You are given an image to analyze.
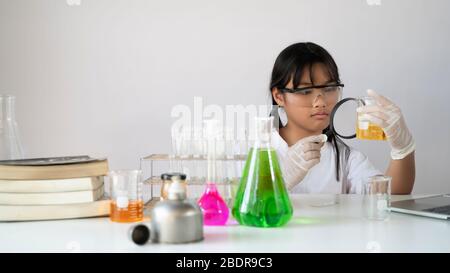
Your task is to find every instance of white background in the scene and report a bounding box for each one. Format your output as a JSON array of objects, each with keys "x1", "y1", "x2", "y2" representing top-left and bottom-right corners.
[{"x1": 1, "y1": 0, "x2": 449, "y2": 193}]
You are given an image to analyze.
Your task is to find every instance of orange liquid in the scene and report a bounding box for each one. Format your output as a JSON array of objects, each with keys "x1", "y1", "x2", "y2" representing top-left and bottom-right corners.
[
  {"x1": 356, "y1": 123, "x2": 387, "y2": 140},
  {"x1": 110, "y1": 200, "x2": 144, "y2": 223}
]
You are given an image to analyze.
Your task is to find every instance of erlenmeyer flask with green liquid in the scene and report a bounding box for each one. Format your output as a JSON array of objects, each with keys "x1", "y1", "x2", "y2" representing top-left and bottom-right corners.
[{"x1": 232, "y1": 117, "x2": 293, "y2": 227}]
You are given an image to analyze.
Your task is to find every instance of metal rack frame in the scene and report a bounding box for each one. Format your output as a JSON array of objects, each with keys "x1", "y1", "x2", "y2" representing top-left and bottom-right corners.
[{"x1": 140, "y1": 154, "x2": 246, "y2": 208}]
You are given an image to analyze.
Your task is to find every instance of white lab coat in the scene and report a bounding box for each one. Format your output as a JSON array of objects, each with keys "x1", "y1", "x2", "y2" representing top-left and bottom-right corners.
[{"x1": 272, "y1": 129, "x2": 382, "y2": 194}]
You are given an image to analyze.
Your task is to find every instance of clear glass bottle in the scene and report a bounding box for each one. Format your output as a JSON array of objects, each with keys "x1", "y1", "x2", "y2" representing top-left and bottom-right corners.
[
  {"x1": 232, "y1": 117, "x2": 293, "y2": 227},
  {"x1": 0, "y1": 95, "x2": 24, "y2": 160},
  {"x1": 197, "y1": 119, "x2": 229, "y2": 226}
]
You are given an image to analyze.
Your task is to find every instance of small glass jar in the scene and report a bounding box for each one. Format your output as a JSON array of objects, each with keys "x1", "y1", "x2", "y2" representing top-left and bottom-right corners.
[
  {"x1": 363, "y1": 175, "x2": 391, "y2": 221},
  {"x1": 160, "y1": 172, "x2": 187, "y2": 201}
]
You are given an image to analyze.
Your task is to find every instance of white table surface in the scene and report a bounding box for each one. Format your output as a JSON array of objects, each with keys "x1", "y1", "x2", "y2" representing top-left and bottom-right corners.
[{"x1": 1, "y1": 194, "x2": 449, "y2": 253}]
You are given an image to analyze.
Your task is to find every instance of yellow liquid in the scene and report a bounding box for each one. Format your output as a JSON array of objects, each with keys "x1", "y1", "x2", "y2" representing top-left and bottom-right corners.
[
  {"x1": 110, "y1": 200, "x2": 144, "y2": 223},
  {"x1": 356, "y1": 123, "x2": 387, "y2": 140}
]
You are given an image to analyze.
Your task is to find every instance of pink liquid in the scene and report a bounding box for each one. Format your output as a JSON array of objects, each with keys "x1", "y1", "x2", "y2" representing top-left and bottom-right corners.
[{"x1": 197, "y1": 182, "x2": 229, "y2": 226}]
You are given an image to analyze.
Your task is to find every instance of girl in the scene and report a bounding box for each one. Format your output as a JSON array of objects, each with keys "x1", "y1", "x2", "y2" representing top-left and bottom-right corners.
[{"x1": 270, "y1": 42, "x2": 415, "y2": 194}]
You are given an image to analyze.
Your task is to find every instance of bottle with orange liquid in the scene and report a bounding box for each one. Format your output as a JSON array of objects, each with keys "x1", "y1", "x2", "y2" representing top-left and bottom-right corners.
[
  {"x1": 356, "y1": 96, "x2": 387, "y2": 141},
  {"x1": 109, "y1": 170, "x2": 144, "y2": 223}
]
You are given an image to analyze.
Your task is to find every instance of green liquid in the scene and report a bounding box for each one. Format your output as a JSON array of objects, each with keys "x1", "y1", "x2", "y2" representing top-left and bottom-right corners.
[{"x1": 232, "y1": 148, "x2": 293, "y2": 227}]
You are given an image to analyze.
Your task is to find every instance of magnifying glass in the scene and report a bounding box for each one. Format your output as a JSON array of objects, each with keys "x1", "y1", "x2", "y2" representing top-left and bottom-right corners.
[{"x1": 328, "y1": 97, "x2": 387, "y2": 141}]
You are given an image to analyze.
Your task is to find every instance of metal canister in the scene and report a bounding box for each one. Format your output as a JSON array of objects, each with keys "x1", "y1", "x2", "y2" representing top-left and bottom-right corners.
[{"x1": 151, "y1": 174, "x2": 203, "y2": 244}]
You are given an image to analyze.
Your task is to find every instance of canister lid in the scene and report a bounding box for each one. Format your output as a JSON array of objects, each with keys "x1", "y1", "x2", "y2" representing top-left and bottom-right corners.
[
  {"x1": 160, "y1": 172, "x2": 187, "y2": 181},
  {"x1": 129, "y1": 224, "x2": 151, "y2": 245}
]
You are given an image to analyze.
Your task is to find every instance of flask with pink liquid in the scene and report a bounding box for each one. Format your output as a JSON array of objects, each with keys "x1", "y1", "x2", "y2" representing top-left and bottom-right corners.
[{"x1": 197, "y1": 120, "x2": 229, "y2": 226}]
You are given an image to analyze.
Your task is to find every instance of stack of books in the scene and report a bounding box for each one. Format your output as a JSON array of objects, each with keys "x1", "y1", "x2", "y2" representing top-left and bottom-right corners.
[{"x1": 0, "y1": 155, "x2": 110, "y2": 221}]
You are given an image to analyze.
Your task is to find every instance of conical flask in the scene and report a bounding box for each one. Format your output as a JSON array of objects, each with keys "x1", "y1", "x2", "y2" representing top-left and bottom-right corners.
[
  {"x1": 197, "y1": 119, "x2": 229, "y2": 226},
  {"x1": 0, "y1": 95, "x2": 24, "y2": 160},
  {"x1": 232, "y1": 117, "x2": 292, "y2": 227}
]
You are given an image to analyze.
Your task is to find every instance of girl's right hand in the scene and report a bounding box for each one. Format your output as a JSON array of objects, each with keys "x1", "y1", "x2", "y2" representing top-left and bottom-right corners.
[{"x1": 282, "y1": 134, "x2": 327, "y2": 191}]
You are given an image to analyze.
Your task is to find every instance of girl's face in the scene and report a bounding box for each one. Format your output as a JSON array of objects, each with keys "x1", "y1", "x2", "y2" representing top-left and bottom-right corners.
[{"x1": 272, "y1": 63, "x2": 340, "y2": 134}]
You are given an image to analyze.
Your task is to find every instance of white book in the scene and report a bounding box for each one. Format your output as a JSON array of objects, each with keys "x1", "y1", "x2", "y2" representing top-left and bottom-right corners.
[
  {"x1": 0, "y1": 199, "x2": 111, "y2": 222},
  {"x1": 0, "y1": 185, "x2": 104, "y2": 205},
  {"x1": 0, "y1": 176, "x2": 104, "y2": 193}
]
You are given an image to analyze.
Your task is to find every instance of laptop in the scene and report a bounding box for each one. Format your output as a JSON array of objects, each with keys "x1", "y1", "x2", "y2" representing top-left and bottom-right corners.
[{"x1": 389, "y1": 194, "x2": 450, "y2": 219}]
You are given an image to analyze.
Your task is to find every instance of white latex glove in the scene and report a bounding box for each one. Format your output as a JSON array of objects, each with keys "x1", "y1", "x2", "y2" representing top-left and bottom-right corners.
[
  {"x1": 282, "y1": 134, "x2": 328, "y2": 191},
  {"x1": 357, "y1": 89, "x2": 415, "y2": 160}
]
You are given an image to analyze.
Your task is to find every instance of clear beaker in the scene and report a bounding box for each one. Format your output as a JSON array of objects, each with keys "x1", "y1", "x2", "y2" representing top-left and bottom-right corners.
[
  {"x1": 363, "y1": 175, "x2": 391, "y2": 221},
  {"x1": 109, "y1": 170, "x2": 144, "y2": 223},
  {"x1": 0, "y1": 95, "x2": 24, "y2": 160},
  {"x1": 356, "y1": 97, "x2": 387, "y2": 140}
]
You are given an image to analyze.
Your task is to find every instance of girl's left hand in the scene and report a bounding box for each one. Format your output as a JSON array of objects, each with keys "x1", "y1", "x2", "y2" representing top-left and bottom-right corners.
[{"x1": 356, "y1": 89, "x2": 415, "y2": 160}]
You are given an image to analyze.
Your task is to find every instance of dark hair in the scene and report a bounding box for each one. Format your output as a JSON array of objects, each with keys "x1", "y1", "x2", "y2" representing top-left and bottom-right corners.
[{"x1": 269, "y1": 42, "x2": 350, "y2": 182}]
